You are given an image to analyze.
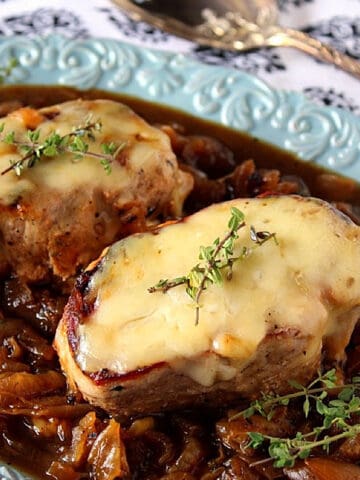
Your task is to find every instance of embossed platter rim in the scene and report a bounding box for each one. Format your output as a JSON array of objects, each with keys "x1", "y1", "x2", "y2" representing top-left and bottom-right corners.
[
  {"x1": 0, "y1": 33, "x2": 360, "y2": 180},
  {"x1": 0, "y1": 33, "x2": 360, "y2": 480}
]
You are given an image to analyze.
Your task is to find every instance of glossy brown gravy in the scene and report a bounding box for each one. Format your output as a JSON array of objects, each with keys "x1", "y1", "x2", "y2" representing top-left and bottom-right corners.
[
  {"x1": 1, "y1": 85, "x2": 360, "y2": 480},
  {"x1": 1, "y1": 85, "x2": 360, "y2": 205}
]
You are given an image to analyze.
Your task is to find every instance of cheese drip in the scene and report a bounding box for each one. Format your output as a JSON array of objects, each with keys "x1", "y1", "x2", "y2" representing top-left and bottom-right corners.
[{"x1": 76, "y1": 197, "x2": 360, "y2": 385}]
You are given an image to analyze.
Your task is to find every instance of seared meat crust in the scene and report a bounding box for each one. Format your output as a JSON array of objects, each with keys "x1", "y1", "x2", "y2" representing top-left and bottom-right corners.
[
  {"x1": 0, "y1": 99, "x2": 192, "y2": 284},
  {"x1": 56, "y1": 315, "x2": 317, "y2": 420},
  {"x1": 55, "y1": 196, "x2": 360, "y2": 418}
]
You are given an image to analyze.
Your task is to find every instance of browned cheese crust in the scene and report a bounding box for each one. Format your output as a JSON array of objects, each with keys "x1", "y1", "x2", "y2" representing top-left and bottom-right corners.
[
  {"x1": 55, "y1": 196, "x2": 360, "y2": 419},
  {"x1": 0, "y1": 99, "x2": 192, "y2": 284}
]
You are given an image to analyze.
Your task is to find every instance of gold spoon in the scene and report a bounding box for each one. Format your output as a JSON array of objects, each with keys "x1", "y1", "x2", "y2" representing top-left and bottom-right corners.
[{"x1": 112, "y1": 0, "x2": 360, "y2": 79}]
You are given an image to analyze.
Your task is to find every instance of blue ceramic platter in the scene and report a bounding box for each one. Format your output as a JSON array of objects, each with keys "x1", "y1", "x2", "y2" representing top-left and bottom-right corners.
[
  {"x1": 0, "y1": 34, "x2": 360, "y2": 181},
  {"x1": 0, "y1": 34, "x2": 360, "y2": 480}
]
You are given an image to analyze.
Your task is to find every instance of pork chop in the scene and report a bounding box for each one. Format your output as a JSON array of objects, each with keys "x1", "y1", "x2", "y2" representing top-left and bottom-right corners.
[
  {"x1": 54, "y1": 196, "x2": 360, "y2": 418},
  {"x1": 0, "y1": 99, "x2": 192, "y2": 284}
]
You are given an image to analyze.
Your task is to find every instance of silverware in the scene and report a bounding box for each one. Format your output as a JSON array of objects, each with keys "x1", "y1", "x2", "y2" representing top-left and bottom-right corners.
[{"x1": 112, "y1": 0, "x2": 360, "y2": 80}]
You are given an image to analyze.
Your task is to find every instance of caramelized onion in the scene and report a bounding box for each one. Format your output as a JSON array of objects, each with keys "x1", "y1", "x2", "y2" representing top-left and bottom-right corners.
[
  {"x1": 46, "y1": 462, "x2": 82, "y2": 480},
  {"x1": 285, "y1": 458, "x2": 360, "y2": 480},
  {"x1": 0, "y1": 371, "x2": 65, "y2": 398},
  {"x1": 306, "y1": 457, "x2": 360, "y2": 480},
  {"x1": 144, "y1": 430, "x2": 176, "y2": 466},
  {"x1": 61, "y1": 411, "x2": 98, "y2": 468},
  {"x1": 48, "y1": 414, "x2": 129, "y2": 480},
  {"x1": 0, "y1": 394, "x2": 92, "y2": 417},
  {"x1": 0, "y1": 318, "x2": 56, "y2": 364},
  {"x1": 222, "y1": 455, "x2": 263, "y2": 480},
  {"x1": 216, "y1": 408, "x2": 295, "y2": 455},
  {"x1": 127, "y1": 416, "x2": 155, "y2": 436},
  {"x1": 159, "y1": 473, "x2": 196, "y2": 480},
  {"x1": 168, "y1": 436, "x2": 206, "y2": 475},
  {"x1": 87, "y1": 419, "x2": 129, "y2": 480},
  {"x1": 1, "y1": 279, "x2": 66, "y2": 337},
  {"x1": 1, "y1": 90, "x2": 360, "y2": 479},
  {"x1": 180, "y1": 135, "x2": 236, "y2": 178}
]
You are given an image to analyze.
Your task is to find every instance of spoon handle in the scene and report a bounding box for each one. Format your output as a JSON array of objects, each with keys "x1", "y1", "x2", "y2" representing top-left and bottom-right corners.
[{"x1": 269, "y1": 27, "x2": 360, "y2": 79}]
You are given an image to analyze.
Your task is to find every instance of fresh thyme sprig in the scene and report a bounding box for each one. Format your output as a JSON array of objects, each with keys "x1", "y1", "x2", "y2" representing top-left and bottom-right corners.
[
  {"x1": 232, "y1": 369, "x2": 341, "y2": 421},
  {"x1": 232, "y1": 369, "x2": 360, "y2": 468},
  {"x1": 248, "y1": 424, "x2": 360, "y2": 469},
  {"x1": 148, "y1": 207, "x2": 277, "y2": 325},
  {"x1": 0, "y1": 117, "x2": 126, "y2": 176},
  {"x1": 0, "y1": 57, "x2": 18, "y2": 84}
]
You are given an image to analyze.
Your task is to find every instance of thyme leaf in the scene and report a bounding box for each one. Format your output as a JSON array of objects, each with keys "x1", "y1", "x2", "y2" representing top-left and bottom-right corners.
[
  {"x1": 232, "y1": 369, "x2": 339, "y2": 421},
  {"x1": 231, "y1": 370, "x2": 360, "y2": 468},
  {"x1": 148, "y1": 207, "x2": 277, "y2": 325},
  {"x1": 0, "y1": 116, "x2": 126, "y2": 176}
]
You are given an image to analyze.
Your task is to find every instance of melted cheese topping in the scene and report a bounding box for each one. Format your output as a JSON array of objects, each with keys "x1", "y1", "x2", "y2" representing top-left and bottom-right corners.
[
  {"x1": 76, "y1": 197, "x2": 360, "y2": 385},
  {"x1": 0, "y1": 99, "x2": 177, "y2": 207}
]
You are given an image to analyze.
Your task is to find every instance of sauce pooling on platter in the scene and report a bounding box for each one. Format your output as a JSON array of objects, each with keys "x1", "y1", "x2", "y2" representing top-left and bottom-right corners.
[{"x1": 0, "y1": 86, "x2": 360, "y2": 480}]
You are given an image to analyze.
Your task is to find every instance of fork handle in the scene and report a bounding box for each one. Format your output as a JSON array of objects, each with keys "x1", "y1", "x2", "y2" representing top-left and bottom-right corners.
[{"x1": 268, "y1": 27, "x2": 360, "y2": 80}]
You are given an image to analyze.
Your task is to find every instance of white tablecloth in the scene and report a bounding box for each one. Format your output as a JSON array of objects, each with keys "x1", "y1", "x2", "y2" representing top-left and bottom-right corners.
[{"x1": 1, "y1": 0, "x2": 360, "y2": 114}]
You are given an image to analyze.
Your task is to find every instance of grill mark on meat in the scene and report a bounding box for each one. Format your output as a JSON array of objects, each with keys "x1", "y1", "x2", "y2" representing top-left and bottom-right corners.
[
  {"x1": 64, "y1": 293, "x2": 82, "y2": 353},
  {"x1": 66, "y1": 263, "x2": 104, "y2": 351},
  {"x1": 75, "y1": 263, "x2": 103, "y2": 314},
  {"x1": 88, "y1": 362, "x2": 167, "y2": 386}
]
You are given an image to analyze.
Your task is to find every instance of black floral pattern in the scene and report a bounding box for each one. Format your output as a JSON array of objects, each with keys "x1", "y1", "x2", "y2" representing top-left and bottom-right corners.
[
  {"x1": 192, "y1": 46, "x2": 286, "y2": 75},
  {"x1": 278, "y1": 0, "x2": 314, "y2": 11},
  {"x1": 0, "y1": 8, "x2": 88, "y2": 38},
  {"x1": 98, "y1": 7, "x2": 170, "y2": 43},
  {"x1": 0, "y1": 0, "x2": 358, "y2": 118},
  {"x1": 304, "y1": 16, "x2": 360, "y2": 59},
  {"x1": 303, "y1": 86, "x2": 360, "y2": 113}
]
